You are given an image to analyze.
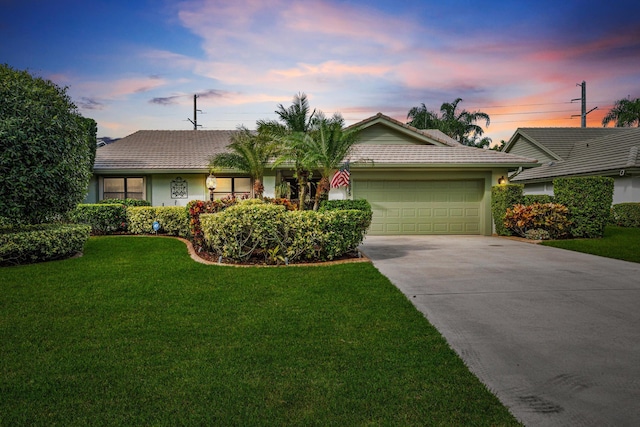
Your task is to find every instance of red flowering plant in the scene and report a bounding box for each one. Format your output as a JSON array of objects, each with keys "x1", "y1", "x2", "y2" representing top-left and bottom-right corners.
[{"x1": 187, "y1": 196, "x2": 239, "y2": 250}]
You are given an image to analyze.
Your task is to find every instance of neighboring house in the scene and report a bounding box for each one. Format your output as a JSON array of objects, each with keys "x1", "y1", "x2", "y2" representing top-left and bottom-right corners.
[
  {"x1": 502, "y1": 128, "x2": 640, "y2": 204},
  {"x1": 88, "y1": 113, "x2": 538, "y2": 235}
]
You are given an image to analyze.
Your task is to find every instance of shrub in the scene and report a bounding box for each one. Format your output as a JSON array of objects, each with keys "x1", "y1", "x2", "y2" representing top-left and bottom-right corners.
[
  {"x1": 187, "y1": 197, "x2": 239, "y2": 248},
  {"x1": 554, "y1": 176, "x2": 614, "y2": 238},
  {"x1": 611, "y1": 203, "x2": 640, "y2": 228},
  {"x1": 69, "y1": 204, "x2": 127, "y2": 234},
  {"x1": 0, "y1": 65, "x2": 95, "y2": 225},
  {"x1": 200, "y1": 201, "x2": 372, "y2": 263},
  {"x1": 523, "y1": 194, "x2": 554, "y2": 205},
  {"x1": 262, "y1": 197, "x2": 298, "y2": 211},
  {"x1": 201, "y1": 203, "x2": 288, "y2": 262},
  {"x1": 504, "y1": 203, "x2": 571, "y2": 239},
  {"x1": 319, "y1": 199, "x2": 372, "y2": 215},
  {"x1": 525, "y1": 229, "x2": 551, "y2": 240},
  {"x1": 491, "y1": 184, "x2": 524, "y2": 236},
  {"x1": 0, "y1": 223, "x2": 90, "y2": 266},
  {"x1": 98, "y1": 198, "x2": 150, "y2": 207},
  {"x1": 127, "y1": 206, "x2": 189, "y2": 237}
]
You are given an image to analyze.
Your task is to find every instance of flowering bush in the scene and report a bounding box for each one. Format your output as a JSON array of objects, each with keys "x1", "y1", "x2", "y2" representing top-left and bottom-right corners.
[{"x1": 504, "y1": 203, "x2": 571, "y2": 239}]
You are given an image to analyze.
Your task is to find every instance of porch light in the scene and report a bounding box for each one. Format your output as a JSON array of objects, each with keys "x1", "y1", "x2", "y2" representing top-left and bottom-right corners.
[
  {"x1": 206, "y1": 173, "x2": 217, "y2": 201},
  {"x1": 498, "y1": 176, "x2": 506, "y2": 185}
]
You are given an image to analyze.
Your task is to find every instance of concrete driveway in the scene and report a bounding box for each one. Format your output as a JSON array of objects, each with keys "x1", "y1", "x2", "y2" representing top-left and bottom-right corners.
[{"x1": 360, "y1": 235, "x2": 640, "y2": 427}]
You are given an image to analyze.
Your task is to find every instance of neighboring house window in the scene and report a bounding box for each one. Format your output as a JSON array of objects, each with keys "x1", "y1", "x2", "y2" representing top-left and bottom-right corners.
[
  {"x1": 213, "y1": 177, "x2": 251, "y2": 199},
  {"x1": 103, "y1": 177, "x2": 144, "y2": 200}
]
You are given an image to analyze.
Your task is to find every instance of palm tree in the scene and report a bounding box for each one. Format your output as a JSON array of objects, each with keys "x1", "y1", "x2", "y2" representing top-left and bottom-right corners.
[
  {"x1": 295, "y1": 114, "x2": 360, "y2": 210},
  {"x1": 257, "y1": 92, "x2": 317, "y2": 210},
  {"x1": 209, "y1": 126, "x2": 278, "y2": 198},
  {"x1": 407, "y1": 98, "x2": 490, "y2": 146},
  {"x1": 602, "y1": 97, "x2": 640, "y2": 127}
]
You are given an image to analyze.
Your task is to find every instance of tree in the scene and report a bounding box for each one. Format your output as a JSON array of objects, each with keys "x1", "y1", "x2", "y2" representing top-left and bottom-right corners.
[
  {"x1": 407, "y1": 98, "x2": 490, "y2": 146},
  {"x1": 257, "y1": 92, "x2": 317, "y2": 210},
  {"x1": 294, "y1": 114, "x2": 360, "y2": 210},
  {"x1": 602, "y1": 97, "x2": 640, "y2": 127},
  {"x1": 209, "y1": 126, "x2": 278, "y2": 198},
  {"x1": 0, "y1": 64, "x2": 96, "y2": 225}
]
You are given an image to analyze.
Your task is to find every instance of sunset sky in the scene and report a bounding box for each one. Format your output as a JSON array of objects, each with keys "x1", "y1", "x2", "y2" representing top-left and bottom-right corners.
[{"x1": 2, "y1": 0, "x2": 639, "y2": 144}]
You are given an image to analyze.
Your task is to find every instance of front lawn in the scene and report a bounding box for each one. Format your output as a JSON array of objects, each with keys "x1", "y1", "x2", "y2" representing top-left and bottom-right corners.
[
  {"x1": 541, "y1": 226, "x2": 640, "y2": 263},
  {"x1": 0, "y1": 236, "x2": 519, "y2": 426}
]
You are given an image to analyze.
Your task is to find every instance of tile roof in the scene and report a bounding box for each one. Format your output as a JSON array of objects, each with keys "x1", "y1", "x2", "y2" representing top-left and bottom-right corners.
[
  {"x1": 349, "y1": 144, "x2": 539, "y2": 167},
  {"x1": 94, "y1": 130, "x2": 237, "y2": 171},
  {"x1": 507, "y1": 128, "x2": 640, "y2": 182}
]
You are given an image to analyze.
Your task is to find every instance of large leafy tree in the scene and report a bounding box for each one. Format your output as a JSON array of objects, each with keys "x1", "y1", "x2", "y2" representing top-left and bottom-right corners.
[
  {"x1": 209, "y1": 126, "x2": 278, "y2": 198},
  {"x1": 295, "y1": 114, "x2": 360, "y2": 210},
  {"x1": 257, "y1": 92, "x2": 317, "y2": 210},
  {"x1": 407, "y1": 98, "x2": 490, "y2": 147},
  {"x1": 602, "y1": 97, "x2": 640, "y2": 127},
  {"x1": 0, "y1": 64, "x2": 96, "y2": 225}
]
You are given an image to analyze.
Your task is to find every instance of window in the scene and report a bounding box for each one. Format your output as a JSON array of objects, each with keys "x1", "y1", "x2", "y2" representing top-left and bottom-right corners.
[
  {"x1": 103, "y1": 177, "x2": 144, "y2": 200},
  {"x1": 213, "y1": 177, "x2": 252, "y2": 199}
]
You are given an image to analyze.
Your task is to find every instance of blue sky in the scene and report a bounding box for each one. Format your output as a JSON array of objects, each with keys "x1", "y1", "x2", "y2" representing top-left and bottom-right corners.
[{"x1": 2, "y1": 0, "x2": 639, "y2": 143}]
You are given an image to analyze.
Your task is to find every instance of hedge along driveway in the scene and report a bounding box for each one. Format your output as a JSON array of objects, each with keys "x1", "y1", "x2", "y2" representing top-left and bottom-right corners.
[{"x1": 0, "y1": 236, "x2": 518, "y2": 426}]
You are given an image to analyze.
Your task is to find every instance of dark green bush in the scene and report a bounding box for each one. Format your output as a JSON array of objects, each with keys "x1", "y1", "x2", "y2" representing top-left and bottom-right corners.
[
  {"x1": 611, "y1": 203, "x2": 640, "y2": 228},
  {"x1": 99, "y1": 198, "x2": 151, "y2": 207},
  {"x1": 0, "y1": 224, "x2": 90, "y2": 266},
  {"x1": 523, "y1": 194, "x2": 554, "y2": 205},
  {"x1": 127, "y1": 206, "x2": 190, "y2": 237},
  {"x1": 319, "y1": 199, "x2": 372, "y2": 215},
  {"x1": 491, "y1": 184, "x2": 524, "y2": 236},
  {"x1": 69, "y1": 204, "x2": 127, "y2": 234},
  {"x1": 554, "y1": 176, "x2": 614, "y2": 238}
]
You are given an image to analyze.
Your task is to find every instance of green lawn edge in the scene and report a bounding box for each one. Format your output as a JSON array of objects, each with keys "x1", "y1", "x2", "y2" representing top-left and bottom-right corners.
[{"x1": 541, "y1": 226, "x2": 640, "y2": 263}]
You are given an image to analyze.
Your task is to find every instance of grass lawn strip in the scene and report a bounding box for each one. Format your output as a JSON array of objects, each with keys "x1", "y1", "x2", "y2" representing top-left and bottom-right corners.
[
  {"x1": 0, "y1": 236, "x2": 520, "y2": 426},
  {"x1": 541, "y1": 226, "x2": 640, "y2": 263}
]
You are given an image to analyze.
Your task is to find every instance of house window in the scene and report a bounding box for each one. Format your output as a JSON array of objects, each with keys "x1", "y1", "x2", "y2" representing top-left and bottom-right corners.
[
  {"x1": 103, "y1": 177, "x2": 144, "y2": 200},
  {"x1": 213, "y1": 177, "x2": 252, "y2": 199}
]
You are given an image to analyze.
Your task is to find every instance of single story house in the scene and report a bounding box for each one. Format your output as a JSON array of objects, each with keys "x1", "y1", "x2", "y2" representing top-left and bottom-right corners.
[
  {"x1": 88, "y1": 113, "x2": 538, "y2": 235},
  {"x1": 502, "y1": 127, "x2": 640, "y2": 204}
]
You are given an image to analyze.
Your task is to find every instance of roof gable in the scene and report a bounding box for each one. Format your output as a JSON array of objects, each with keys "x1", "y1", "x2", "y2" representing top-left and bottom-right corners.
[{"x1": 349, "y1": 112, "x2": 461, "y2": 147}]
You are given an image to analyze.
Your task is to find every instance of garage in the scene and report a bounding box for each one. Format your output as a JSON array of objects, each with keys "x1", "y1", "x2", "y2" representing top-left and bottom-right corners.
[{"x1": 353, "y1": 179, "x2": 484, "y2": 235}]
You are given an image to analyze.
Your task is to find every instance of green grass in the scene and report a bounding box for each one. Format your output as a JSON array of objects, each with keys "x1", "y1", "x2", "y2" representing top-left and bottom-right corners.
[
  {"x1": 542, "y1": 226, "x2": 640, "y2": 263},
  {"x1": 0, "y1": 236, "x2": 519, "y2": 426}
]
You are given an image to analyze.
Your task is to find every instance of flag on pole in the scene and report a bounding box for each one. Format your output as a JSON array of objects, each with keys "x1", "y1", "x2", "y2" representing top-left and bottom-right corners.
[{"x1": 330, "y1": 162, "x2": 350, "y2": 188}]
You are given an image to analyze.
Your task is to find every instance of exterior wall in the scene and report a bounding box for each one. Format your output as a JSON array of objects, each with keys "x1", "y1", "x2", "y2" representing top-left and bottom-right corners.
[
  {"x1": 357, "y1": 124, "x2": 428, "y2": 145},
  {"x1": 151, "y1": 174, "x2": 207, "y2": 207},
  {"x1": 507, "y1": 137, "x2": 555, "y2": 163},
  {"x1": 522, "y1": 182, "x2": 554, "y2": 196},
  {"x1": 83, "y1": 176, "x2": 99, "y2": 204}
]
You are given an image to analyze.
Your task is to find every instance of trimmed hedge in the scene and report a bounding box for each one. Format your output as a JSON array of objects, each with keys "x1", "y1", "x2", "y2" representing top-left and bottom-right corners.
[
  {"x1": 523, "y1": 194, "x2": 554, "y2": 205},
  {"x1": 127, "y1": 206, "x2": 190, "y2": 237},
  {"x1": 319, "y1": 199, "x2": 372, "y2": 214},
  {"x1": 554, "y1": 176, "x2": 614, "y2": 238},
  {"x1": 0, "y1": 224, "x2": 91, "y2": 266},
  {"x1": 98, "y1": 198, "x2": 151, "y2": 207},
  {"x1": 69, "y1": 203, "x2": 127, "y2": 234},
  {"x1": 201, "y1": 200, "x2": 372, "y2": 263},
  {"x1": 491, "y1": 184, "x2": 524, "y2": 236},
  {"x1": 611, "y1": 203, "x2": 640, "y2": 228}
]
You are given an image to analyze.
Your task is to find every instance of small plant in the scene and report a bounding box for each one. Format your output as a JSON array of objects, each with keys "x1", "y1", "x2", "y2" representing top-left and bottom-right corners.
[
  {"x1": 525, "y1": 228, "x2": 551, "y2": 240},
  {"x1": 504, "y1": 203, "x2": 571, "y2": 239},
  {"x1": 266, "y1": 245, "x2": 286, "y2": 265}
]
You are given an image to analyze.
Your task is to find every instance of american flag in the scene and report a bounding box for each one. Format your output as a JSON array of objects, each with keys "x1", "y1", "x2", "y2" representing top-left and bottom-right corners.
[{"x1": 330, "y1": 162, "x2": 350, "y2": 188}]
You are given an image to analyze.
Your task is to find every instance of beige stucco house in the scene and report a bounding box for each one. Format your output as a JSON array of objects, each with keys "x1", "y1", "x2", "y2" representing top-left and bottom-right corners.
[
  {"x1": 502, "y1": 127, "x2": 640, "y2": 204},
  {"x1": 88, "y1": 113, "x2": 538, "y2": 235}
]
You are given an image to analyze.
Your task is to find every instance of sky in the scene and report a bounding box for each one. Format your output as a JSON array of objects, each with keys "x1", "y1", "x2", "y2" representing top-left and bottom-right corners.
[{"x1": 2, "y1": 0, "x2": 640, "y2": 145}]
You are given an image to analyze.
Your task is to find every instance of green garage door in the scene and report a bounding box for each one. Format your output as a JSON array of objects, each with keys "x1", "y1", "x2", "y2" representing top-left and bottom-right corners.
[{"x1": 353, "y1": 180, "x2": 484, "y2": 235}]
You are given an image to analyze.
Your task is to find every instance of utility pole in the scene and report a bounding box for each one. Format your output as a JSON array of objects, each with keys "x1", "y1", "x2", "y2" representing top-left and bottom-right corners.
[
  {"x1": 571, "y1": 81, "x2": 597, "y2": 127},
  {"x1": 187, "y1": 94, "x2": 203, "y2": 130}
]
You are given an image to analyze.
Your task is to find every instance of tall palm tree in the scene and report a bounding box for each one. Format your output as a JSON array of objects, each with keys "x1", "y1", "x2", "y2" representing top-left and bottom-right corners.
[
  {"x1": 295, "y1": 114, "x2": 360, "y2": 210},
  {"x1": 407, "y1": 98, "x2": 490, "y2": 146},
  {"x1": 257, "y1": 92, "x2": 317, "y2": 210},
  {"x1": 602, "y1": 97, "x2": 640, "y2": 127},
  {"x1": 209, "y1": 126, "x2": 278, "y2": 198}
]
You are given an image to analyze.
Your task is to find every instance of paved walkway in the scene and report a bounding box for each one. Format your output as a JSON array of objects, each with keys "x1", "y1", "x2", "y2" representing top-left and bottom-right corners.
[{"x1": 360, "y1": 235, "x2": 640, "y2": 427}]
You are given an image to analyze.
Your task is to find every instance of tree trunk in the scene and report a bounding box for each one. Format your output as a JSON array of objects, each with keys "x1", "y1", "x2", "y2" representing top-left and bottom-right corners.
[
  {"x1": 313, "y1": 176, "x2": 330, "y2": 211},
  {"x1": 253, "y1": 178, "x2": 264, "y2": 199},
  {"x1": 298, "y1": 169, "x2": 308, "y2": 211}
]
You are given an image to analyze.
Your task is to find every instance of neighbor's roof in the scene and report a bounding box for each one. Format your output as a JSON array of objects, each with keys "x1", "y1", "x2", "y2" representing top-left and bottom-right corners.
[
  {"x1": 349, "y1": 144, "x2": 539, "y2": 168},
  {"x1": 94, "y1": 130, "x2": 237, "y2": 172},
  {"x1": 505, "y1": 127, "x2": 640, "y2": 182}
]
